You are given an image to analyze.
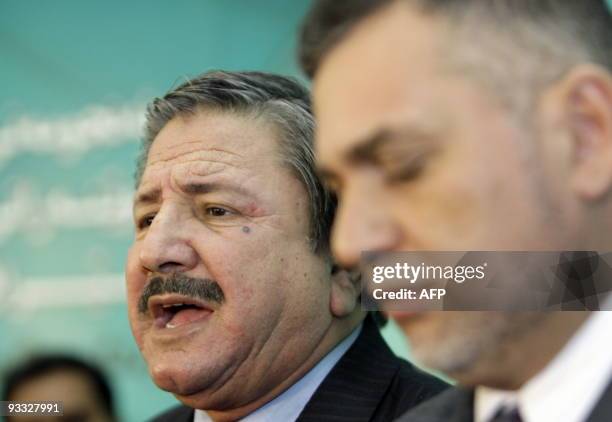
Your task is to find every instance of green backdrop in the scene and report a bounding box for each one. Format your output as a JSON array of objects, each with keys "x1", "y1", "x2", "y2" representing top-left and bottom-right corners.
[{"x1": 0, "y1": 2, "x2": 412, "y2": 420}]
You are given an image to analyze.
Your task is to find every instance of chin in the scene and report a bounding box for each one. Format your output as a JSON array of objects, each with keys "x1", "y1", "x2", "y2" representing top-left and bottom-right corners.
[
  {"x1": 150, "y1": 362, "x2": 188, "y2": 393},
  {"x1": 172, "y1": 389, "x2": 226, "y2": 412},
  {"x1": 170, "y1": 374, "x2": 245, "y2": 413},
  {"x1": 146, "y1": 355, "x2": 209, "y2": 396},
  {"x1": 401, "y1": 313, "x2": 491, "y2": 377},
  {"x1": 411, "y1": 340, "x2": 482, "y2": 380}
]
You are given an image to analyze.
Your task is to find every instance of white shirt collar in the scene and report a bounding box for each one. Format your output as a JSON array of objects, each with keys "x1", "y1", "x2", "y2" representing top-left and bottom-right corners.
[
  {"x1": 476, "y1": 299, "x2": 612, "y2": 422},
  {"x1": 194, "y1": 324, "x2": 362, "y2": 422}
]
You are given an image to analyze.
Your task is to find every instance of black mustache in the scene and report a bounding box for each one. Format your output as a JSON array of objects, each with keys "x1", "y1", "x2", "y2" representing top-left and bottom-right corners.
[{"x1": 138, "y1": 273, "x2": 225, "y2": 314}]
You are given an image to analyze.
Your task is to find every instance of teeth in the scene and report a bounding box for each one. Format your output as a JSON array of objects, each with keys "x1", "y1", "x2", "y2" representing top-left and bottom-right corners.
[
  {"x1": 162, "y1": 303, "x2": 184, "y2": 308},
  {"x1": 166, "y1": 322, "x2": 177, "y2": 329}
]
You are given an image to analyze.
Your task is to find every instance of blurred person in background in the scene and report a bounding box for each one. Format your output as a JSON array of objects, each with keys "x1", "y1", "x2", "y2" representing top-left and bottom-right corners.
[
  {"x1": 300, "y1": 0, "x2": 612, "y2": 421},
  {"x1": 126, "y1": 70, "x2": 447, "y2": 422},
  {"x1": 2, "y1": 354, "x2": 117, "y2": 422}
]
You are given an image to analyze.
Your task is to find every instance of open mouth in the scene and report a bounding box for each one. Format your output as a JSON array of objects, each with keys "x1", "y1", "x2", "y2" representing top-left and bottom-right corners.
[{"x1": 148, "y1": 295, "x2": 213, "y2": 329}]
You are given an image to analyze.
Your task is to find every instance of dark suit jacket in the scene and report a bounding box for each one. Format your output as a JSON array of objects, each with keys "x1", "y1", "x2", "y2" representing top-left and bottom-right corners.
[
  {"x1": 396, "y1": 380, "x2": 612, "y2": 422},
  {"x1": 150, "y1": 316, "x2": 448, "y2": 422}
]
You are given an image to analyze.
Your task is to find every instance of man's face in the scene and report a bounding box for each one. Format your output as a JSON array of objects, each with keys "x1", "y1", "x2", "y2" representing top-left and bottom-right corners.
[
  {"x1": 313, "y1": 3, "x2": 570, "y2": 380},
  {"x1": 126, "y1": 110, "x2": 333, "y2": 409}
]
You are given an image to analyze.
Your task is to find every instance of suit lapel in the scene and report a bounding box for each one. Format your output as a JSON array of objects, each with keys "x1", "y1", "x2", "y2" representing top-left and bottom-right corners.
[{"x1": 296, "y1": 316, "x2": 400, "y2": 422}]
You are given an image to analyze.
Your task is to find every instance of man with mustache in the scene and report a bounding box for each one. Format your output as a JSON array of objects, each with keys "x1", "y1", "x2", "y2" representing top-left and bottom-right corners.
[
  {"x1": 126, "y1": 71, "x2": 447, "y2": 422},
  {"x1": 299, "y1": 0, "x2": 612, "y2": 421}
]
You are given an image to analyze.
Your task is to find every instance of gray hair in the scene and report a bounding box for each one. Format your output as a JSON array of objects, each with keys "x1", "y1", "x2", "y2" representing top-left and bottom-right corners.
[
  {"x1": 300, "y1": 0, "x2": 612, "y2": 115},
  {"x1": 136, "y1": 70, "x2": 336, "y2": 255}
]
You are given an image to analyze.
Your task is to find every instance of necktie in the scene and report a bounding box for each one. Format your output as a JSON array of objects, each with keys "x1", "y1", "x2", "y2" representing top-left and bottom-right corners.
[{"x1": 489, "y1": 407, "x2": 523, "y2": 422}]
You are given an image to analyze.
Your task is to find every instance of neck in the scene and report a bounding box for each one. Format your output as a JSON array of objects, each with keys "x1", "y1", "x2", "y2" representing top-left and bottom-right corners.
[{"x1": 205, "y1": 311, "x2": 365, "y2": 422}]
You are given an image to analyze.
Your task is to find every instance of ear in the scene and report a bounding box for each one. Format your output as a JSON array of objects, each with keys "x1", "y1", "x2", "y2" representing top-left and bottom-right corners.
[
  {"x1": 329, "y1": 265, "x2": 361, "y2": 318},
  {"x1": 561, "y1": 65, "x2": 612, "y2": 201}
]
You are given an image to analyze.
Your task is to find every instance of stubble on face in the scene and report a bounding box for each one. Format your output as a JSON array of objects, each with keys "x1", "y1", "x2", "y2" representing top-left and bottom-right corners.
[
  {"x1": 402, "y1": 312, "x2": 546, "y2": 385},
  {"x1": 313, "y1": 0, "x2": 581, "y2": 387}
]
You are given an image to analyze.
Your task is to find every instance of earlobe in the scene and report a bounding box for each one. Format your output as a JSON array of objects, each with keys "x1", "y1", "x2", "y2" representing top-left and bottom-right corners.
[
  {"x1": 329, "y1": 268, "x2": 361, "y2": 318},
  {"x1": 564, "y1": 65, "x2": 612, "y2": 201}
]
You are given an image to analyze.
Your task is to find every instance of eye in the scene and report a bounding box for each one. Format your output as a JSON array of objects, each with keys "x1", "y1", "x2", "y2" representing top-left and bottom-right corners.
[
  {"x1": 205, "y1": 206, "x2": 232, "y2": 217},
  {"x1": 137, "y1": 214, "x2": 156, "y2": 229},
  {"x1": 374, "y1": 138, "x2": 434, "y2": 184},
  {"x1": 380, "y1": 150, "x2": 430, "y2": 184},
  {"x1": 386, "y1": 162, "x2": 426, "y2": 183}
]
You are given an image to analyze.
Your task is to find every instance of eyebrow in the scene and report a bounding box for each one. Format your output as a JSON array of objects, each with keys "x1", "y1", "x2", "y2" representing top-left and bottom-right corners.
[
  {"x1": 316, "y1": 131, "x2": 391, "y2": 185},
  {"x1": 135, "y1": 188, "x2": 161, "y2": 206},
  {"x1": 349, "y1": 125, "x2": 443, "y2": 164},
  {"x1": 317, "y1": 125, "x2": 443, "y2": 184},
  {"x1": 134, "y1": 182, "x2": 252, "y2": 207},
  {"x1": 348, "y1": 129, "x2": 395, "y2": 165}
]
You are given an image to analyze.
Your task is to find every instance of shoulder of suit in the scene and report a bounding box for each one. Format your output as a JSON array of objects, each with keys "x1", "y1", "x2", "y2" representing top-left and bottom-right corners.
[
  {"x1": 395, "y1": 386, "x2": 473, "y2": 422},
  {"x1": 394, "y1": 360, "x2": 451, "y2": 401}
]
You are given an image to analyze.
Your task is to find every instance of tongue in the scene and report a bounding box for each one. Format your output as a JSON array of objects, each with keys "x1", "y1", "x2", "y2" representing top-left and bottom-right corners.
[{"x1": 169, "y1": 307, "x2": 210, "y2": 327}]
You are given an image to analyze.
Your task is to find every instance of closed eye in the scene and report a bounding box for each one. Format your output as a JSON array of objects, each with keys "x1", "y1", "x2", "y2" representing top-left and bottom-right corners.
[{"x1": 385, "y1": 158, "x2": 427, "y2": 183}]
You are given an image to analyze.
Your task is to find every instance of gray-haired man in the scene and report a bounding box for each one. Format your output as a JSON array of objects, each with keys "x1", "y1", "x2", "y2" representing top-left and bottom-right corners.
[
  {"x1": 126, "y1": 71, "x2": 447, "y2": 422},
  {"x1": 300, "y1": 1, "x2": 612, "y2": 421}
]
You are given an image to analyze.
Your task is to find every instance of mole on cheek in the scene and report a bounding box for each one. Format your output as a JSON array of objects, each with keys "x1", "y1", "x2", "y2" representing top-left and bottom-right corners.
[{"x1": 242, "y1": 226, "x2": 251, "y2": 234}]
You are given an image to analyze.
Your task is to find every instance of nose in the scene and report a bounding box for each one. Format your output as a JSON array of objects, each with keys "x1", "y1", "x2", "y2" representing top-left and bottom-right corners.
[
  {"x1": 332, "y1": 185, "x2": 403, "y2": 269},
  {"x1": 138, "y1": 205, "x2": 199, "y2": 274}
]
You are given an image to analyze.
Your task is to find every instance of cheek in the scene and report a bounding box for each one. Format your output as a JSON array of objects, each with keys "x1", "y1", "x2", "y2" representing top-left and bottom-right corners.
[
  {"x1": 125, "y1": 245, "x2": 145, "y2": 301},
  {"x1": 202, "y1": 236, "x2": 284, "y2": 308},
  {"x1": 391, "y1": 123, "x2": 529, "y2": 247},
  {"x1": 210, "y1": 235, "x2": 322, "y2": 319},
  {"x1": 391, "y1": 157, "x2": 487, "y2": 245}
]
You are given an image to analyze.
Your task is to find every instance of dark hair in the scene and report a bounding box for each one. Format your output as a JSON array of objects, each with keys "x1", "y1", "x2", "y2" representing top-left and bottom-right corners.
[
  {"x1": 2, "y1": 354, "x2": 116, "y2": 420},
  {"x1": 138, "y1": 70, "x2": 336, "y2": 255},
  {"x1": 299, "y1": 0, "x2": 612, "y2": 79}
]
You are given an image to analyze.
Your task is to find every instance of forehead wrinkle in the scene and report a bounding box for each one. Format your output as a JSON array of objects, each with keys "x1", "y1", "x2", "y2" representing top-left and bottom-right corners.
[
  {"x1": 146, "y1": 142, "x2": 244, "y2": 167},
  {"x1": 136, "y1": 159, "x2": 244, "y2": 206},
  {"x1": 144, "y1": 153, "x2": 245, "y2": 184},
  {"x1": 169, "y1": 160, "x2": 247, "y2": 195},
  {"x1": 158, "y1": 139, "x2": 244, "y2": 159},
  {"x1": 183, "y1": 158, "x2": 243, "y2": 178}
]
